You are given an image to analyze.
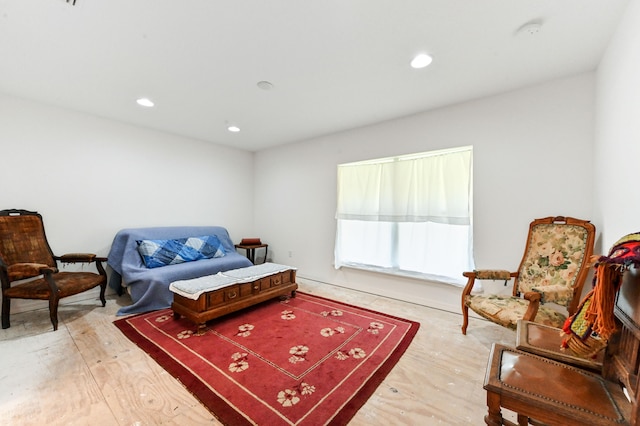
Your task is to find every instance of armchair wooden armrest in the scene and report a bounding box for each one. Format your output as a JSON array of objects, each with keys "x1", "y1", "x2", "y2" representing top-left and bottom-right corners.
[
  {"x1": 7, "y1": 262, "x2": 58, "y2": 281},
  {"x1": 522, "y1": 291, "x2": 542, "y2": 321},
  {"x1": 55, "y1": 254, "x2": 107, "y2": 277},
  {"x1": 461, "y1": 270, "x2": 517, "y2": 298},
  {"x1": 57, "y1": 253, "x2": 99, "y2": 263}
]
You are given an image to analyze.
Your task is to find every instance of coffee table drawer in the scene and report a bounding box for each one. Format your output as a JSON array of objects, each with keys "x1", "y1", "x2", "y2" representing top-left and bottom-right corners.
[
  {"x1": 271, "y1": 273, "x2": 282, "y2": 286},
  {"x1": 207, "y1": 285, "x2": 240, "y2": 308}
]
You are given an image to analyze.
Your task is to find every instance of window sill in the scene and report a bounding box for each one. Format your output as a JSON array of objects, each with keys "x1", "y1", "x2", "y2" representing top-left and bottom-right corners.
[{"x1": 335, "y1": 262, "x2": 466, "y2": 287}]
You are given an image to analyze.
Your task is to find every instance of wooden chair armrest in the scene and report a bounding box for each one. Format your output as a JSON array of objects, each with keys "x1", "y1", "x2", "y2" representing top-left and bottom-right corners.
[
  {"x1": 461, "y1": 271, "x2": 478, "y2": 298},
  {"x1": 7, "y1": 262, "x2": 57, "y2": 281},
  {"x1": 522, "y1": 291, "x2": 542, "y2": 321},
  {"x1": 526, "y1": 284, "x2": 574, "y2": 307},
  {"x1": 57, "y1": 253, "x2": 98, "y2": 263},
  {"x1": 461, "y1": 270, "x2": 518, "y2": 297},
  {"x1": 56, "y1": 253, "x2": 107, "y2": 277},
  {"x1": 472, "y1": 270, "x2": 515, "y2": 280}
]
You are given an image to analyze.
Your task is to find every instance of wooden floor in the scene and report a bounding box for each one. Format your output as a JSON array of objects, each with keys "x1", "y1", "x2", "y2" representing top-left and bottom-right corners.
[{"x1": 0, "y1": 281, "x2": 516, "y2": 425}]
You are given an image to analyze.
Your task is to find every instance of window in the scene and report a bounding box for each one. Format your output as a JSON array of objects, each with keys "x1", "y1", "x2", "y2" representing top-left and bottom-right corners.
[{"x1": 334, "y1": 146, "x2": 473, "y2": 285}]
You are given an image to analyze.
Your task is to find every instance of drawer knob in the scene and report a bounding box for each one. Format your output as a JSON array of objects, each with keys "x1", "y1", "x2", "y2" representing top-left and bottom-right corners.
[{"x1": 228, "y1": 291, "x2": 237, "y2": 299}]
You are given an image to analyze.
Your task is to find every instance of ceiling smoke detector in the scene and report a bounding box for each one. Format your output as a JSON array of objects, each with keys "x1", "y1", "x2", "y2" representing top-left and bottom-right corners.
[
  {"x1": 257, "y1": 81, "x2": 274, "y2": 90},
  {"x1": 517, "y1": 21, "x2": 543, "y2": 37}
]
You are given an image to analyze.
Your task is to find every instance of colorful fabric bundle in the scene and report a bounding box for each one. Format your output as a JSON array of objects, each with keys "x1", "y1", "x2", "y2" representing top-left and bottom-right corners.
[{"x1": 561, "y1": 232, "x2": 640, "y2": 357}]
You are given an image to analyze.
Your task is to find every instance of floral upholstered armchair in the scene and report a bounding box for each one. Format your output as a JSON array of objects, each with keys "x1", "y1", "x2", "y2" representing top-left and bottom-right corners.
[{"x1": 461, "y1": 216, "x2": 595, "y2": 335}]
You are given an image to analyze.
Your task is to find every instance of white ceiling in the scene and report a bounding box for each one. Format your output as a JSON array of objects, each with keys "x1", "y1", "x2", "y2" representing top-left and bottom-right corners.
[{"x1": 0, "y1": 0, "x2": 630, "y2": 151}]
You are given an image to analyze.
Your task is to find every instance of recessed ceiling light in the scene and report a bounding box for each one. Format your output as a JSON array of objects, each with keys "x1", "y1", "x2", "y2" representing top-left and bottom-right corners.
[
  {"x1": 227, "y1": 125, "x2": 240, "y2": 133},
  {"x1": 136, "y1": 97, "x2": 154, "y2": 107},
  {"x1": 411, "y1": 53, "x2": 433, "y2": 69}
]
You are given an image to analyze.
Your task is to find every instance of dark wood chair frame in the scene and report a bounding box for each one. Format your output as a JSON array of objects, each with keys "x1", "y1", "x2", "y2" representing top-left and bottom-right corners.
[
  {"x1": 482, "y1": 267, "x2": 640, "y2": 425},
  {"x1": 0, "y1": 209, "x2": 107, "y2": 331}
]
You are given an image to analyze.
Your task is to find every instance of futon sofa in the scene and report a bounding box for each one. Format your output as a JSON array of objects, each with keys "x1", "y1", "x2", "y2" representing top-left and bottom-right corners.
[{"x1": 107, "y1": 226, "x2": 252, "y2": 315}]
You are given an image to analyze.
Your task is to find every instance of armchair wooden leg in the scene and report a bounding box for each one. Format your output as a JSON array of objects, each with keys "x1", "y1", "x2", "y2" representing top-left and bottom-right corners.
[
  {"x1": 2, "y1": 296, "x2": 10, "y2": 329},
  {"x1": 97, "y1": 262, "x2": 107, "y2": 307},
  {"x1": 460, "y1": 273, "x2": 476, "y2": 335},
  {"x1": 99, "y1": 282, "x2": 107, "y2": 307},
  {"x1": 461, "y1": 303, "x2": 469, "y2": 335},
  {"x1": 49, "y1": 294, "x2": 60, "y2": 331}
]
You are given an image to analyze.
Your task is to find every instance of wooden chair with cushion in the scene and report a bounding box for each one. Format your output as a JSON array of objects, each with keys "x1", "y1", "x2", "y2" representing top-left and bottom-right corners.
[
  {"x1": 461, "y1": 216, "x2": 595, "y2": 334},
  {"x1": 0, "y1": 209, "x2": 107, "y2": 331},
  {"x1": 482, "y1": 266, "x2": 640, "y2": 425}
]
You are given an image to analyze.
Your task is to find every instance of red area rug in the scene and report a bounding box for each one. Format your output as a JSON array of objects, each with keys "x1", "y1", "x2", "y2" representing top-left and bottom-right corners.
[{"x1": 114, "y1": 291, "x2": 419, "y2": 425}]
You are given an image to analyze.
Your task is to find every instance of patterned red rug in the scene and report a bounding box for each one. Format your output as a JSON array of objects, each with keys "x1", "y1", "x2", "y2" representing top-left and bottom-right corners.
[{"x1": 114, "y1": 291, "x2": 420, "y2": 425}]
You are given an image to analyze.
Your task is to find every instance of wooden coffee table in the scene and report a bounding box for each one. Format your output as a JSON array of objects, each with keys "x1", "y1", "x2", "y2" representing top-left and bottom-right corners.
[{"x1": 170, "y1": 263, "x2": 297, "y2": 334}]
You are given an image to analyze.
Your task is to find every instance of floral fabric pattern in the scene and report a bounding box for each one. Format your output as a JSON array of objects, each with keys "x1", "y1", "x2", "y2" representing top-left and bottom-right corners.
[
  {"x1": 517, "y1": 224, "x2": 589, "y2": 307},
  {"x1": 235, "y1": 323, "x2": 254, "y2": 337},
  {"x1": 475, "y1": 270, "x2": 511, "y2": 280},
  {"x1": 465, "y1": 294, "x2": 567, "y2": 329},
  {"x1": 155, "y1": 314, "x2": 171, "y2": 323},
  {"x1": 277, "y1": 389, "x2": 300, "y2": 407},
  {"x1": 229, "y1": 352, "x2": 249, "y2": 373},
  {"x1": 321, "y1": 309, "x2": 343, "y2": 317},
  {"x1": 177, "y1": 329, "x2": 194, "y2": 339},
  {"x1": 367, "y1": 322, "x2": 384, "y2": 335},
  {"x1": 289, "y1": 345, "x2": 309, "y2": 363},
  {"x1": 281, "y1": 310, "x2": 296, "y2": 320}
]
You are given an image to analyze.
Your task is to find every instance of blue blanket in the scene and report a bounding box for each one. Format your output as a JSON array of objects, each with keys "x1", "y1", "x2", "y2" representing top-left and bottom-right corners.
[{"x1": 107, "y1": 226, "x2": 252, "y2": 315}]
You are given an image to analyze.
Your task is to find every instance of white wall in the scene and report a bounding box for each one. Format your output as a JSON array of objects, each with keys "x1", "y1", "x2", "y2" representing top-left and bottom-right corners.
[
  {"x1": 0, "y1": 93, "x2": 255, "y2": 312},
  {"x1": 595, "y1": 0, "x2": 640, "y2": 251},
  {"x1": 254, "y1": 73, "x2": 595, "y2": 313},
  {"x1": 0, "y1": 73, "x2": 600, "y2": 317}
]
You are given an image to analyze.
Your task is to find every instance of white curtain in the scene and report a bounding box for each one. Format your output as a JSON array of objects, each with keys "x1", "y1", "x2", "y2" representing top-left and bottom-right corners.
[
  {"x1": 334, "y1": 147, "x2": 473, "y2": 285},
  {"x1": 336, "y1": 148, "x2": 472, "y2": 225}
]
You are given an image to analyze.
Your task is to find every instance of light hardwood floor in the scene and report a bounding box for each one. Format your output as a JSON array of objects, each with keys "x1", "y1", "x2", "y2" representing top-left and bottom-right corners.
[{"x1": 0, "y1": 281, "x2": 516, "y2": 425}]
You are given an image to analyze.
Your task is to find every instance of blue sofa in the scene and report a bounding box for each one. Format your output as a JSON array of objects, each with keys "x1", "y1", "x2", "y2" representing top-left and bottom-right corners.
[{"x1": 107, "y1": 226, "x2": 252, "y2": 315}]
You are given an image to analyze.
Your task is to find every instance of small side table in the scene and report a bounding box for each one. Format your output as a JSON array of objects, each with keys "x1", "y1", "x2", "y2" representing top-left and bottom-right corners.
[
  {"x1": 515, "y1": 320, "x2": 603, "y2": 372},
  {"x1": 235, "y1": 243, "x2": 268, "y2": 264}
]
